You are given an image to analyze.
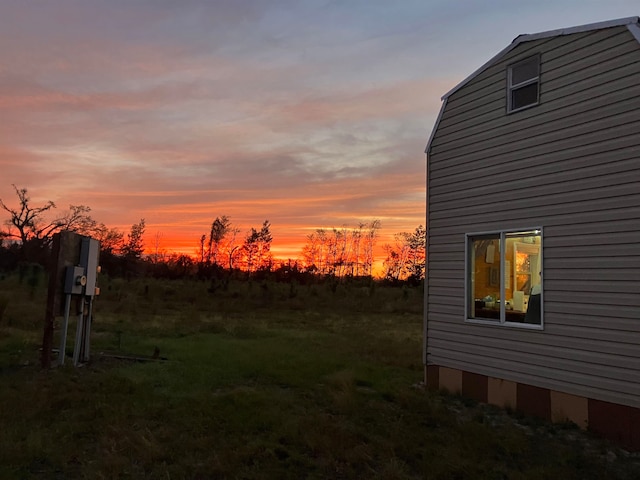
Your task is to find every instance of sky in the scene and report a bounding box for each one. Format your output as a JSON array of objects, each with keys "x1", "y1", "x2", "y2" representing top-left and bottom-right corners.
[{"x1": 1, "y1": 0, "x2": 638, "y2": 261}]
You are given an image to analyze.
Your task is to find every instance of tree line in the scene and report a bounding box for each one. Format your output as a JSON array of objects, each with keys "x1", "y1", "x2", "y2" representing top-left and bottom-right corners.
[
  {"x1": 0, "y1": 185, "x2": 424, "y2": 283},
  {"x1": 195, "y1": 217, "x2": 274, "y2": 274}
]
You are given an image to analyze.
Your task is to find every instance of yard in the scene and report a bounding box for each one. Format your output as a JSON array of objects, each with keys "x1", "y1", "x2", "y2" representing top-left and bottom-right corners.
[{"x1": 0, "y1": 271, "x2": 638, "y2": 479}]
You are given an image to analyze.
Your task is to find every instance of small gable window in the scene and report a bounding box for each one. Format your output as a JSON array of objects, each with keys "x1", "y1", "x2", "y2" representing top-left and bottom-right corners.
[{"x1": 507, "y1": 56, "x2": 540, "y2": 113}]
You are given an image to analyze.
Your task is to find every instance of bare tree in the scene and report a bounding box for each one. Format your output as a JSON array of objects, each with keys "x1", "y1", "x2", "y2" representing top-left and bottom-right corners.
[
  {"x1": 93, "y1": 223, "x2": 124, "y2": 255},
  {"x1": 198, "y1": 234, "x2": 206, "y2": 264},
  {"x1": 0, "y1": 185, "x2": 57, "y2": 248},
  {"x1": 382, "y1": 234, "x2": 411, "y2": 281},
  {"x1": 315, "y1": 229, "x2": 327, "y2": 274},
  {"x1": 301, "y1": 222, "x2": 383, "y2": 278},
  {"x1": 241, "y1": 220, "x2": 272, "y2": 274},
  {"x1": 149, "y1": 231, "x2": 166, "y2": 264},
  {"x1": 381, "y1": 225, "x2": 426, "y2": 282},
  {"x1": 0, "y1": 185, "x2": 96, "y2": 260},
  {"x1": 243, "y1": 230, "x2": 259, "y2": 273},
  {"x1": 301, "y1": 232, "x2": 321, "y2": 272},
  {"x1": 228, "y1": 245, "x2": 240, "y2": 270},
  {"x1": 382, "y1": 243, "x2": 405, "y2": 281},
  {"x1": 362, "y1": 220, "x2": 381, "y2": 277},
  {"x1": 207, "y1": 215, "x2": 232, "y2": 266},
  {"x1": 335, "y1": 226, "x2": 351, "y2": 277},
  {"x1": 57, "y1": 204, "x2": 97, "y2": 235},
  {"x1": 352, "y1": 222, "x2": 365, "y2": 276}
]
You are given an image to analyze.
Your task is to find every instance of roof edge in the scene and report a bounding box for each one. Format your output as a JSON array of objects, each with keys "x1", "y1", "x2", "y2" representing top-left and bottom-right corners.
[
  {"x1": 425, "y1": 97, "x2": 448, "y2": 155},
  {"x1": 628, "y1": 22, "x2": 640, "y2": 43},
  {"x1": 514, "y1": 16, "x2": 639, "y2": 43},
  {"x1": 440, "y1": 16, "x2": 639, "y2": 101}
]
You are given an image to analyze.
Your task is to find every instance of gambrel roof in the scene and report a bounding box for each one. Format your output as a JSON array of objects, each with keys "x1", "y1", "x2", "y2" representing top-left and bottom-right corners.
[{"x1": 425, "y1": 16, "x2": 640, "y2": 154}]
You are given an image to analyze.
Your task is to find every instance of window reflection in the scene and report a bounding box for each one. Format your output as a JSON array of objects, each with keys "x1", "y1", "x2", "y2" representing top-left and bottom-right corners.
[
  {"x1": 469, "y1": 235, "x2": 501, "y2": 321},
  {"x1": 468, "y1": 230, "x2": 542, "y2": 326}
]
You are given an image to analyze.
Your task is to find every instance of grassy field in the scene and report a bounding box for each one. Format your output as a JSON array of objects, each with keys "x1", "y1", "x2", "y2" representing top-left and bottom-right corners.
[{"x1": 0, "y1": 271, "x2": 639, "y2": 479}]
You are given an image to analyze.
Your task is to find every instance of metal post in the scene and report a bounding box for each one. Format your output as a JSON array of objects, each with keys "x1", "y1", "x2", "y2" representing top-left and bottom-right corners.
[
  {"x1": 58, "y1": 294, "x2": 72, "y2": 366},
  {"x1": 73, "y1": 308, "x2": 84, "y2": 367},
  {"x1": 82, "y1": 297, "x2": 93, "y2": 362}
]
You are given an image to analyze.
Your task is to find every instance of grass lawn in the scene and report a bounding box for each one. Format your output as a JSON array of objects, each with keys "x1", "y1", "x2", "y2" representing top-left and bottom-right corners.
[{"x1": 0, "y1": 273, "x2": 639, "y2": 479}]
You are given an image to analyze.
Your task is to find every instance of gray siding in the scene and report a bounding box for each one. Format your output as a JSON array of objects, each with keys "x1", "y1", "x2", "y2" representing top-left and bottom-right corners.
[{"x1": 426, "y1": 25, "x2": 640, "y2": 408}]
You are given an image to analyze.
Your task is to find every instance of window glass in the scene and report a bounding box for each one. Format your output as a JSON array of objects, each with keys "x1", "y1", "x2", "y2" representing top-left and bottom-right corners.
[
  {"x1": 508, "y1": 56, "x2": 540, "y2": 112},
  {"x1": 511, "y1": 83, "x2": 539, "y2": 110},
  {"x1": 511, "y1": 59, "x2": 539, "y2": 85},
  {"x1": 467, "y1": 229, "x2": 542, "y2": 326},
  {"x1": 468, "y1": 235, "x2": 501, "y2": 321}
]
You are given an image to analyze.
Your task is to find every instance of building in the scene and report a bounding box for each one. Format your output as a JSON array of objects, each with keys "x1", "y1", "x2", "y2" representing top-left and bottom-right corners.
[{"x1": 424, "y1": 17, "x2": 640, "y2": 450}]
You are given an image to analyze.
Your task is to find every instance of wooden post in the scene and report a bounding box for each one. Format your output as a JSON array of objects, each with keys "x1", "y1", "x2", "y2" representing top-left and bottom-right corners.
[{"x1": 41, "y1": 233, "x2": 61, "y2": 369}]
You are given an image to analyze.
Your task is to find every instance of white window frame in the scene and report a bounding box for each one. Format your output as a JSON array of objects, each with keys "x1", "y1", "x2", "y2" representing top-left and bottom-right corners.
[
  {"x1": 507, "y1": 55, "x2": 540, "y2": 113},
  {"x1": 464, "y1": 227, "x2": 544, "y2": 330}
]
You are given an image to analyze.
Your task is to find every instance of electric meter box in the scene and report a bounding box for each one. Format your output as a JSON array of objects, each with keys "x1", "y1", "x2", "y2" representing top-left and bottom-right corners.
[
  {"x1": 48, "y1": 231, "x2": 101, "y2": 316},
  {"x1": 43, "y1": 231, "x2": 102, "y2": 368},
  {"x1": 64, "y1": 266, "x2": 86, "y2": 295},
  {"x1": 80, "y1": 237, "x2": 100, "y2": 295}
]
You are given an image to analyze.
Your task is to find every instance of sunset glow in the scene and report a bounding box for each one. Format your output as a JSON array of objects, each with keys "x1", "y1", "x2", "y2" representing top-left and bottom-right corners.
[{"x1": 1, "y1": 1, "x2": 637, "y2": 266}]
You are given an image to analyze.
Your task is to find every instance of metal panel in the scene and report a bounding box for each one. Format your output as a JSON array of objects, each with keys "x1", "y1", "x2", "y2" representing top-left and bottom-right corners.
[
  {"x1": 545, "y1": 279, "x2": 640, "y2": 294},
  {"x1": 544, "y1": 244, "x2": 639, "y2": 258},
  {"x1": 434, "y1": 73, "x2": 640, "y2": 150},
  {"x1": 437, "y1": 188, "x2": 640, "y2": 218},
  {"x1": 430, "y1": 318, "x2": 640, "y2": 347},
  {"x1": 433, "y1": 159, "x2": 640, "y2": 211},
  {"x1": 435, "y1": 29, "x2": 633, "y2": 136},
  {"x1": 547, "y1": 301, "x2": 639, "y2": 319},
  {"x1": 425, "y1": 24, "x2": 640, "y2": 408},
  {"x1": 430, "y1": 121, "x2": 640, "y2": 180},
  {"x1": 428, "y1": 212, "x2": 640, "y2": 237},
  {"x1": 427, "y1": 277, "x2": 464, "y2": 289},
  {"x1": 441, "y1": 77, "x2": 505, "y2": 114},
  {"x1": 544, "y1": 34, "x2": 639, "y2": 82},
  {"x1": 545, "y1": 230, "x2": 640, "y2": 247},
  {"x1": 431, "y1": 153, "x2": 639, "y2": 199},
  {"x1": 442, "y1": 37, "x2": 553, "y2": 112},
  {"x1": 435, "y1": 18, "x2": 639, "y2": 103},
  {"x1": 544, "y1": 312, "x2": 640, "y2": 331},
  {"x1": 543, "y1": 51, "x2": 640, "y2": 102},
  {"x1": 427, "y1": 346, "x2": 640, "y2": 408},
  {"x1": 431, "y1": 98, "x2": 640, "y2": 158},
  {"x1": 429, "y1": 331, "x2": 640, "y2": 369},
  {"x1": 431, "y1": 30, "x2": 640, "y2": 157},
  {"x1": 542, "y1": 27, "x2": 625, "y2": 62},
  {"x1": 427, "y1": 341, "x2": 640, "y2": 386}
]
